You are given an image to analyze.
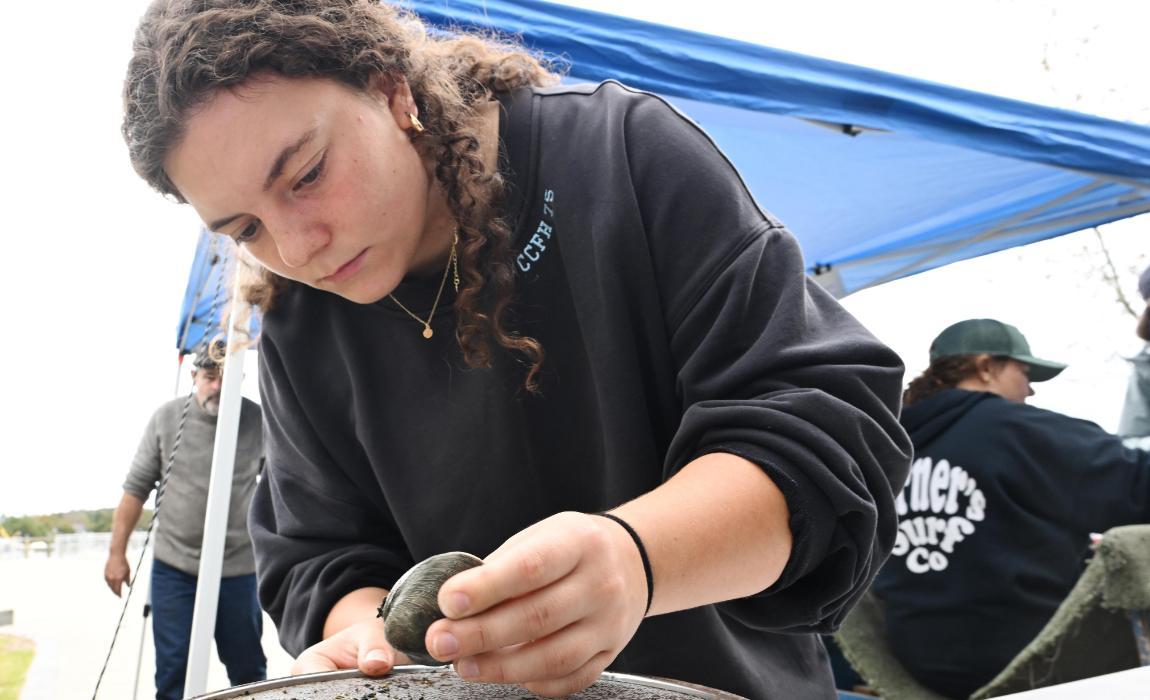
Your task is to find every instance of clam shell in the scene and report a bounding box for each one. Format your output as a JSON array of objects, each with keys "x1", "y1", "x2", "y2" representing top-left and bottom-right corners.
[{"x1": 378, "y1": 551, "x2": 483, "y2": 665}]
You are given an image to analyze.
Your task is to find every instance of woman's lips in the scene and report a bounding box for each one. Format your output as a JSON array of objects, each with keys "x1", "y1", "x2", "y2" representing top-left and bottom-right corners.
[{"x1": 322, "y1": 248, "x2": 368, "y2": 284}]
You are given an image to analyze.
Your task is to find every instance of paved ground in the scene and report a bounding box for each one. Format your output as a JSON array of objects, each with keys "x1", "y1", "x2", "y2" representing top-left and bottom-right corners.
[{"x1": 0, "y1": 553, "x2": 294, "y2": 699}]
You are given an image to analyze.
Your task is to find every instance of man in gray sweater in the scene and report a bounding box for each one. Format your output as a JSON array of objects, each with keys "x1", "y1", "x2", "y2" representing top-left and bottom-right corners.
[{"x1": 104, "y1": 349, "x2": 266, "y2": 700}]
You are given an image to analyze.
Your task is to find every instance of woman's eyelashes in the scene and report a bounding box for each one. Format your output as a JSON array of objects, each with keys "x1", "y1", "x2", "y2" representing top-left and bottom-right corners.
[
  {"x1": 236, "y1": 220, "x2": 261, "y2": 243},
  {"x1": 294, "y1": 154, "x2": 326, "y2": 192}
]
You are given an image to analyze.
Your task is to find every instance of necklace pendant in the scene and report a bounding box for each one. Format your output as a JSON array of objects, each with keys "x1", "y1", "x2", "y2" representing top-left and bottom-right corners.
[{"x1": 422, "y1": 325, "x2": 434, "y2": 339}]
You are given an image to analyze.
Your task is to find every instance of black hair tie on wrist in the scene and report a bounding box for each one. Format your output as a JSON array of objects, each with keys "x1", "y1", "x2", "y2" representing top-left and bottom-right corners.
[{"x1": 594, "y1": 512, "x2": 654, "y2": 615}]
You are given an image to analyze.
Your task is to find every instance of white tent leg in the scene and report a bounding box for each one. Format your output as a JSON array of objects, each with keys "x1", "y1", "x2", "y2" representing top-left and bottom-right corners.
[
  {"x1": 132, "y1": 594, "x2": 151, "y2": 700},
  {"x1": 183, "y1": 273, "x2": 251, "y2": 698}
]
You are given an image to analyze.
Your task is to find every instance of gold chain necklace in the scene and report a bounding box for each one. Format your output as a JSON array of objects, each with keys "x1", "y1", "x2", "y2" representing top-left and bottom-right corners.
[{"x1": 388, "y1": 231, "x2": 460, "y2": 339}]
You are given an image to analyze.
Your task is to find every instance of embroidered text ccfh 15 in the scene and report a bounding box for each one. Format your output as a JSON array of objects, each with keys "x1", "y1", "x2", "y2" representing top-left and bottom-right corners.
[{"x1": 517, "y1": 189, "x2": 555, "y2": 273}]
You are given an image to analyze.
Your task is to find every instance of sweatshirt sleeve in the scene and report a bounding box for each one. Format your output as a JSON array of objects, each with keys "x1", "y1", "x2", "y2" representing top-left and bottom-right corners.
[
  {"x1": 123, "y1": 409, "x2": 163, "y2": 501},
  {"x1": 249, "y1": 328, "x2": 414, "y2": 655},
  {"x1": 1117, "y1": 352, "x2": 1150, "y2": 438},
  {"x1": 623, "y1": 89, "x2": 913, "y2": 632},
  {"x1": 999, "y1": 404, "x2": 1150, "y2": 532}
]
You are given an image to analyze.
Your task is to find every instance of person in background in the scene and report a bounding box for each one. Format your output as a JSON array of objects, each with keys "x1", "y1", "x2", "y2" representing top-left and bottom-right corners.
[
  {"x1": 1117, "y1": 264, "x2": 1150, "y2": 443},
  {"x1": 874, "y1": 318, "x2": 1150, "y2": 699},
  {"x1": 103, "y1": 348, "x2": 266, "y2": 700},
  {"x1": 120, "y1": 1, "x2": 913, "y2": 697}
]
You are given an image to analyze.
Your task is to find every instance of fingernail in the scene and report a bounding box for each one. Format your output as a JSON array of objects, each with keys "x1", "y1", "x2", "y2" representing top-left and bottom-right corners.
[
  {"x1": 432, "y1": 632, "x2": 459, "y2": 658},
  {"x1": 457, "y1": 657, "x2": 479, "y2": 679},
  {"x1": 365, "y1": 649, "x2": 391, "y2": 665},
  {"x1": 443, "y1": 592, "x2": 470, "y2": 617}
]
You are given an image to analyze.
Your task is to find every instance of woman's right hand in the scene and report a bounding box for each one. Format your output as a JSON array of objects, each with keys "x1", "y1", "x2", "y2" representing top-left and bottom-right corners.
[{"x1": 292, "y1": 618, "x2": 411, "y2": 676}]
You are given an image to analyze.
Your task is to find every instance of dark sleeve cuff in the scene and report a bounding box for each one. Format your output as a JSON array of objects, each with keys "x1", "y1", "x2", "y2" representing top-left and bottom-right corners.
[
  {"x1": 250, "y1": 470, "x2": 413, "y2": 655},
  {"x1": 678, "y1": 439, "x2": 884, "y2": 633}
]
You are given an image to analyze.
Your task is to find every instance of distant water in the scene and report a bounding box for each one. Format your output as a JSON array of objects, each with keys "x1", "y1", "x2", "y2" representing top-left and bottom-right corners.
[
  {"x1": 0, "y1": 531, "x2": 148, "y2": 560},
  {"x1": 0, "y1": 534, "x2": 295, "y2": 700}
]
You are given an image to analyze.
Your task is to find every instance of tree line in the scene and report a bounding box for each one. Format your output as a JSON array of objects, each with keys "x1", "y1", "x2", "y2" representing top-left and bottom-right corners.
[{"x1": 1, "y1": 509, "x2": 153, "y2": 538}]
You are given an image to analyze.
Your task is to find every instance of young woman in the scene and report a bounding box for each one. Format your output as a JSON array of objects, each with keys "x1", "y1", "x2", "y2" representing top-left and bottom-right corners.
[
  {"x1": 123, "y1": 1, "x2": 912, "y2": 697},
  {"x1": 874, "y1": 319, "x2": 1150, "y2": 698}
]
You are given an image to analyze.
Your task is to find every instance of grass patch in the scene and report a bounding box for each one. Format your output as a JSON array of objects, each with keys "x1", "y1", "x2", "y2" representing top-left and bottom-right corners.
[{"x1": 0, "y1": 634, "x2": 35, "y2": 700}]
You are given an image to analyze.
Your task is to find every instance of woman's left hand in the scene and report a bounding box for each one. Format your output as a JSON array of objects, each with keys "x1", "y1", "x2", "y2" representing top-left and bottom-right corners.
[{"x1": 423, "y1": 511, "x2": 649, "y2": 697}]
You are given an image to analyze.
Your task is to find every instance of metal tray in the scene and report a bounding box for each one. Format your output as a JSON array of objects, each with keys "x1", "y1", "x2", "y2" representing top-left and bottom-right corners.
[{"x1": 191, "y1": 665, "x2": 748, "y2": 699}]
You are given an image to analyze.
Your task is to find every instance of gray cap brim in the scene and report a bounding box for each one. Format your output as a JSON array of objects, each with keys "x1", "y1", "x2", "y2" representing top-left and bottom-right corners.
[{"x1": 1013, "y1": 355, "x2": 1067, "y2": 382}]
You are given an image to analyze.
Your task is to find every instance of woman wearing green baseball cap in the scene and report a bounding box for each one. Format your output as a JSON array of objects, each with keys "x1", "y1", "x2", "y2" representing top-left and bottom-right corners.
[
  {"x1": 870, "y1": 318, "x2": 1150, "y2": 699},
  {"x1": 909, "y1": 318, "x2": 1067, "y2": 405}
]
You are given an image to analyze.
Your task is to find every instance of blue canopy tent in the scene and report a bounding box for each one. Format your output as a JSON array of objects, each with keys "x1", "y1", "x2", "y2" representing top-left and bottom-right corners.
[
  {"x1": 175, "y1": 0, "x2": 1150, "y2": 343},
  {"x1": 400, "y1": 0, "x2": 1150, "y2": 298},
  {"x1": 176, "y1": 230, "x2": 233, "y2": 356},
  {"x1": 176, "y1": 229, "x2": 265, "y2": 355}
]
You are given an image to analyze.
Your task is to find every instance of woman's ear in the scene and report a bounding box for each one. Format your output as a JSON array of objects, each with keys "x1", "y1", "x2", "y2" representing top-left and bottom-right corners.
[
  {"x1": 365, "y1": 73, "x2": 416, "y2": 128},
  {"x1": 368, "y1": 72, "x2": 418, "y2": 129},
  {"x1": 393, "y1": 81, "x2": 418, "y2": 128},
  {"x1": 974, "y1": 354, "x2": 994, "y2": 383}
]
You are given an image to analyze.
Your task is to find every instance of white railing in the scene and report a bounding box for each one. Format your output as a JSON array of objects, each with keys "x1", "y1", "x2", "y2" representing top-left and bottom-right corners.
[{"x1": 0, "y1": 531, "x2": 148, "y2": 560}]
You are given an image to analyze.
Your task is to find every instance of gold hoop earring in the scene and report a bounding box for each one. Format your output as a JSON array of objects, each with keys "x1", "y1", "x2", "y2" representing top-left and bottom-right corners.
[{"x1": 408, "y1": 113, "x2": 425, "y2": 133}]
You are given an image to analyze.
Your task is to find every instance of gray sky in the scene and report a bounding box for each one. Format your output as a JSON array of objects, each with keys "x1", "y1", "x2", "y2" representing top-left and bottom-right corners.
[{"x1": 0, "y1": 0, "x2": 1145, "y2": 517}]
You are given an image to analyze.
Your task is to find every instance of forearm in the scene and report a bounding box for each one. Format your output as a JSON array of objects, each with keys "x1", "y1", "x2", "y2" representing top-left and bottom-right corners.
[
  {"x1": 109, "y1": 492, "x2": 145, "y2": 556},
  {"x1": 611, "y1": 452, "x2": 792, "y2": 616},
  {"x1": 323, "y1": 586, "x2": 390, "y2": 638}
]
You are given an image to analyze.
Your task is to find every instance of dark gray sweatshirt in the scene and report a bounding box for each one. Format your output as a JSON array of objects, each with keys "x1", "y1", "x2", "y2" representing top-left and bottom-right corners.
[{"x1": 250, "y1": 81, "x2": 912, "y2": 699}]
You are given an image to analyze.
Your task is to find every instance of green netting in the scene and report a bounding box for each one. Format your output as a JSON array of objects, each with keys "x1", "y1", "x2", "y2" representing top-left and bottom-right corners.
[{"x1": 835, "y1": 524, "x2": 1150, "y2": 700}]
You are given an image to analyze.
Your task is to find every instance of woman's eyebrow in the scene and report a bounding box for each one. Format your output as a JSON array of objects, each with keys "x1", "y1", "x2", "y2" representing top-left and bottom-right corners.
[
  {"x1": 263, "y1": 127, "x2": 318, "y2": 191},
  {"x1": 208, "y1": 213, "x2": 242, "y2": 233}
]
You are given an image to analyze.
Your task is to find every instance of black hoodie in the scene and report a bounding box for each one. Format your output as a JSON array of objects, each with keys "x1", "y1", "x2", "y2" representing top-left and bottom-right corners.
[{"x1": 873, "y1": 388, "x2": 1150, "y2": 698}]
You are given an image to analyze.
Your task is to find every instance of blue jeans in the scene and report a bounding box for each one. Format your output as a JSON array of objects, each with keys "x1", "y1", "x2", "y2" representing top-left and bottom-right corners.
[
  {"x1": 822, "y1": 635, "x2": 865, "y2": 691},
  {"x1": 151, "y1": 559, "x2": 267, "y2": 700}
]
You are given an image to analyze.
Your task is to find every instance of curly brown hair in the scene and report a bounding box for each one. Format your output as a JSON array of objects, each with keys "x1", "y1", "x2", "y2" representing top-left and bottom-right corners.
[
  {"x1": 123, "y1": 0, "x2": 558, "y2": 390},
  {"x1": 903, "y1": 355, "x2": 1009, "y2": 406}
]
